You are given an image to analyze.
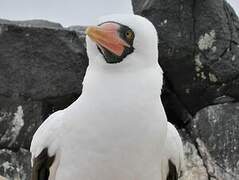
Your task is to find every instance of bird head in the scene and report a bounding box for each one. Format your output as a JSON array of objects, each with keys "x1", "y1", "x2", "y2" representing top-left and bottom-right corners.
[{"x1": 85, "y1": 14, "x2": 160, "y2": 72}]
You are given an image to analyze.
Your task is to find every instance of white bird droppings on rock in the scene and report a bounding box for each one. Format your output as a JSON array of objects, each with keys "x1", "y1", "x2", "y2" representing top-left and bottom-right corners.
[
  {"x1": 8, "y1": 106, "x2": 24, "y2": 146},
  {"x1": 180, "y1": 141, "x2": 208, "y2": 180},
  {"x1": 0, "y1": 106, "x2": 24, "y2": 147},
  {"x1": 198, "y1": 30, "x2": 216, "y2": 50}
]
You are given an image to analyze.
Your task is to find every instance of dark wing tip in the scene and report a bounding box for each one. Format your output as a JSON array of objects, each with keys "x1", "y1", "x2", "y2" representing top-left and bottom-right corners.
[
  {"x1": 167, "y1": 160, "x2": 178, "y2": 180},
  {"x1": 31, "y1": 148, "x2": 55, "y2": 180}
]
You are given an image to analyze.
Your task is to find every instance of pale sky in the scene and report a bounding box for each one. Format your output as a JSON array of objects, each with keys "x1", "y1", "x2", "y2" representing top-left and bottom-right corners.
[
  {"x1": 0, "y1": 0, "x2": 133, "y2": 26},
  {"x1": 0, "y1": 0, "x2": 238, "y2": 27}
]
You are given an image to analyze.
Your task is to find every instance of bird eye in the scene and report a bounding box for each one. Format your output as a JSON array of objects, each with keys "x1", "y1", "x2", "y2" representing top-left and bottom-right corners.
[{"x1": 125, "y1": 30, "x2": 133, "y2": 40}]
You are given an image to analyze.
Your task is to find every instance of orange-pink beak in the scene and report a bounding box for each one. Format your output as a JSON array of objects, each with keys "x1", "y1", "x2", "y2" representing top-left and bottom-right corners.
[{"x1": 85, "y1": 23, "x2": 130, "y2": 56}]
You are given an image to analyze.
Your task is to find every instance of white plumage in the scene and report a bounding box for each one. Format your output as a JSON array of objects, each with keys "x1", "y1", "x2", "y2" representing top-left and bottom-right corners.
[
  {"x1": 161, "y1": 122, "x2": 185, "y2": 179},
  {"x1": 30, "y1": 14, "x2": 184, "y2": 180}
]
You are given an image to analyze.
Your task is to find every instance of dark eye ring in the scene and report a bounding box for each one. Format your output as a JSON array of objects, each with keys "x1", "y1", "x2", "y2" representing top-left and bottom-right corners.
[{"x1": 125, "y1": 30, "x2": 133, "y2": 40}]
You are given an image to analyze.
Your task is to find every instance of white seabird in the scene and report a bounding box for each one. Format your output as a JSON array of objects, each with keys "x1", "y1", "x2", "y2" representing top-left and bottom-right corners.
[{"x1": 30, "y1": 14, "x2": 183, "y2": 180}]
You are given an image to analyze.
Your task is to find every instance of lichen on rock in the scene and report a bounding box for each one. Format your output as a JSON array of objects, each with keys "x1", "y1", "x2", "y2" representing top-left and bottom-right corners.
[{"x1": 198, "y1": 30, "x2": 216, "y2": 51}]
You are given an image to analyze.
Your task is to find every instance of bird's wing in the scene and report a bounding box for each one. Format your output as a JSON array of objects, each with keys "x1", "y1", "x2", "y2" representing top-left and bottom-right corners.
[
  {"x1": 31, "y1": 148, "x2": 55, "y2": 180},
  {"x1": 30, "y1": 110, "x2": 64, "y2": 180},
  {"x1": 167, "y1": 160, "x2": 178, "y2": 180},
  {"x1": 163, "y1": 122, "x2": 184, "y2": 180}
]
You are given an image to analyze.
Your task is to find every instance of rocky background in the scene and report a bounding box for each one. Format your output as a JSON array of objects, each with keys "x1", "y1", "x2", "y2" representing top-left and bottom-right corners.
[{"x1": 0, "y1": 0, "x2": 238, "y2": 179}]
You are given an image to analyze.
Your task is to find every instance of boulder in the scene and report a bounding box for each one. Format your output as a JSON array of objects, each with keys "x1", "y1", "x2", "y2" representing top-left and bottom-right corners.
[
  {"x1": 133, "y1": 0, "x2": 239, "y2": 116},
  {"x1": 0, "y1": 23, "x2": 87, "y2": 100}
]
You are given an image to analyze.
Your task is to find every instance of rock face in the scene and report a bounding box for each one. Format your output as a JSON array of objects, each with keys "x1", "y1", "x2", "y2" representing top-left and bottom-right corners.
[
  {"x1": 0, "y1": 23, "x2": 87, "y2": 100},
  {"x1": 132, "y1": 0, "x2": 239, "y2": 179},
  {"x1": 0, "y1": 0, "x2": 239, "y2": 179},
  {"x1": 0, "y1": 21, "x2": 88, "y2": 179}
]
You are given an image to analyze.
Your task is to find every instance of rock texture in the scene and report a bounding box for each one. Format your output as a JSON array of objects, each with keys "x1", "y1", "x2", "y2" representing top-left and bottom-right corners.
[
  {"x1": 180, "y1": 131, "x2": 209, "y2": 180},
  {"x1": 0, "y1": 149, "x2": 31, "y2": 180},
  {"x1": 0, "y1": 0, "x2": 239, "y2": 179},
  {"x1": 132, "y1": 0, "x2": 239, "y2": 179},
  {"x1": 0, "y1": 20, "x2": 88, "y2": 179},
  {"x1": 0, "y1": 23, "x2": 87, "y2": 100},
  {"x1": 190, "y1": 103, "x2": 239, "y2": 179}
]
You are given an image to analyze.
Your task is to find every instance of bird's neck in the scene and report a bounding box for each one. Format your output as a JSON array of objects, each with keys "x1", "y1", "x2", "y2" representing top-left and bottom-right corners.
[{"x1": 81, "y1": 65, "x2": 163, "y2": 106}]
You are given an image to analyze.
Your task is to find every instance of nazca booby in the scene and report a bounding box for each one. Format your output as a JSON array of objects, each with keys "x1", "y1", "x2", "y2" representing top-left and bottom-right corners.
[{"x1": 30, "y1": 14, "x2": 183, "y2": 180}]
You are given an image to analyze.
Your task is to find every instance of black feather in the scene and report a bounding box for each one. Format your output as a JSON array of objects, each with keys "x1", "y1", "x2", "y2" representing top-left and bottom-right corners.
[
  {"x1": 31, "y1": 148, "x2": 55, "y2": 180},
  {"x1": 167, "y1": 160, "x2": 178, "y2": 180}
]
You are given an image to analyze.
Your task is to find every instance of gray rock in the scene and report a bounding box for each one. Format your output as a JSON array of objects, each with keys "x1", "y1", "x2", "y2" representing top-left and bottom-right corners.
[
  {"x1": 0, "y1": 148, "x2": 31, "y2": 180},
  {"x1": 0, "y1": 23, "x2": 87, "y2": 100},
  {"x1": 0, "y1": 18, "x2": 63, "y2": 29},
  {"x1": 132, "y1": 0, "x2": 239, "y2": 116},
  {"x1": 190, "y1": 103, "x2": 239, "y2": 179}
]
